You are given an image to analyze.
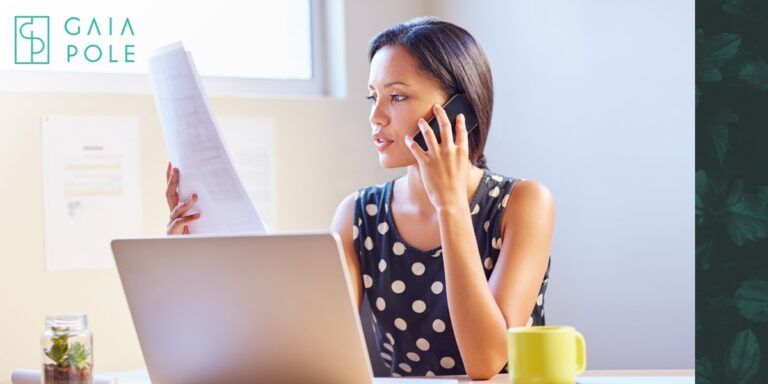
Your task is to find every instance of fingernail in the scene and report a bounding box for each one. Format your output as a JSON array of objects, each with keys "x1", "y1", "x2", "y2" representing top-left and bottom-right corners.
[
  {"x1": 192, "y1": 194, "x2": 198, "y2": 200},
  {"x1": 459, "y1": 113, "x2": 465, "y2": 120}
]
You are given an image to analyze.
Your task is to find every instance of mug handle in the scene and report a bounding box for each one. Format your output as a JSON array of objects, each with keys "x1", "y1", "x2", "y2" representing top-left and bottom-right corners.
[{"x1": 575, "y1": 331, "x2": 587, "y2": 375}]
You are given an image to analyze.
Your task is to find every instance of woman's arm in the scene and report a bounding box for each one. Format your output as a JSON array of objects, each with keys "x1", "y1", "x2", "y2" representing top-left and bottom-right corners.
[
  {"x1": 331, "y1": 192, "x2": 364, "y2": 311},
  {"x1": 440, "y1": 179, "x2": 554, "y2": 379}
]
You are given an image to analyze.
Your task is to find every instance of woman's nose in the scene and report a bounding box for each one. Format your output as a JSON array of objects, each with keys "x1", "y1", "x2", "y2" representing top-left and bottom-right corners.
[{"x1": 369, "y1": 102, "x2": 388, "y2": 128}]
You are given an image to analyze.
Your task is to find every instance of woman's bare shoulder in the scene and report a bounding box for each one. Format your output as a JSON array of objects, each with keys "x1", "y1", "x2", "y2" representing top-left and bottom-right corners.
[{"x1": 501, "y1": 178, "x2": 555, "y2": 233}]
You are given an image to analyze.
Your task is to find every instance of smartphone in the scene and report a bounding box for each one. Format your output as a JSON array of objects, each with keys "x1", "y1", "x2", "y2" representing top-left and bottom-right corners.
[{"x1": 413, "y1": 93, "x2": 479, "y2": 151}]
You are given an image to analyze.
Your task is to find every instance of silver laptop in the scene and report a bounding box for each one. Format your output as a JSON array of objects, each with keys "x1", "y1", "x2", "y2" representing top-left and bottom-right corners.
[{"x1": 112, "y1": 232, "x2": 458, "y2": 384}]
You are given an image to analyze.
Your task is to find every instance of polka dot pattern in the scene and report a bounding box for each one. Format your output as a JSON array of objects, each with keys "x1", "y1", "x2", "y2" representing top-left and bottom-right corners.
[
  {"x1": 440, "y1": 357, "x2": 456, "y2": 369},
  {"x1": 411, "y1": 262, "x2": 425, "y2": 276},
  {"x1": 432, "y1": 319, "x2": 446, "y2": 333},
  {"x1": 376, "y1": 297, "x2": 386, "y2": 311},
  {"x1": 394, "y1": 318, "x2": 408, "y2": 331},
  {"x1": 351, "y1": 173, "x2": 550, "y2": 376},
  {"x1": 378, "y1": 222, "x2": 389, "y2": 235},
  {"x1": 391, "y1": 280, "x2": 406, "y2": 294}
]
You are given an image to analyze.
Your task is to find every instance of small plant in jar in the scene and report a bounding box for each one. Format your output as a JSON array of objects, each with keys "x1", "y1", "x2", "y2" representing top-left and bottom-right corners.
[{"x1": 42, "y1": 315, "x2": 93, "y2": 384}]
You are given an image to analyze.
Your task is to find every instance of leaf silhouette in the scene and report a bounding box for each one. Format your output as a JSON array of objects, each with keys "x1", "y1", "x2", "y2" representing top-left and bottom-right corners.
[
  {"x1": 735, "y1": 279, "x2": 768, "y2": 323},
  {"x1": 725, "y1": 329, "x2": 761, "y2": 384},
  {"x1": 696, "y1": 357, "x2": 720, "y2": 384},
  {"x1": 696, "y1": 170, "x2": 729, "y2": 227},
  {"x1": 696, "y1": 30, "x2": 743, "y2": 83},
  {"x1": 696, "y1": 238, "x2": 713, "y2": 271},
  {"x1": 738, "y1": 57, "x2": 768, "y2": 92},
  {"x1": 724, "y1": 179, "x2": 768, "y2": 246},
  {"x1": 706, "y1": 107, "x2": 738, "y2": 165}
]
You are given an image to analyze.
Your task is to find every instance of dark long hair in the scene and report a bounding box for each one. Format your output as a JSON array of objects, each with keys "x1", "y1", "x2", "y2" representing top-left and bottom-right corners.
[{"x1": 368, "y1": 17, "x2": 493, "y2": 170}]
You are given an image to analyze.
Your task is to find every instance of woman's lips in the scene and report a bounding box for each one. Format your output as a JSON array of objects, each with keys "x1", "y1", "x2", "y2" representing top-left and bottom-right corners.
[{"x1": 375, "y1": 139, "x2": 393, "y2": 151}]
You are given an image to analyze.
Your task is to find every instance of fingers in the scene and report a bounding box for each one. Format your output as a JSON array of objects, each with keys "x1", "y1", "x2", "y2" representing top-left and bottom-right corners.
[
  {"x1": 166, "y1": 162, "x2": 172, "y2": 182},
  {"x1": 165, "y1": 167, "x2": 180, "y2": 210},
  {"x1": 167, "y1": 213, "x2": 201, "y2": 235},
  {"x1": 454, "y1": 113, "x2": 469, "y2": 151},
  {"x1": 404, "y1": 133, "x2": 428, "y2": 163},
  {"x1": 433, "y1": 104, "x2": 454, "y2": 148},
  {"x1": 418, "y1": 118, "x2": 440, "y2": 153},
  {"x1": 170, "y1": 194, "x2": 198, "y2": 220}
]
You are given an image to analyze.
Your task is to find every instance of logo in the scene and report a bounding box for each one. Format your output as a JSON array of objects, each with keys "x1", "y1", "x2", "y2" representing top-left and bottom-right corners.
[{"x1": 15, "y1": 16, "x2": 50, "y2": 64}]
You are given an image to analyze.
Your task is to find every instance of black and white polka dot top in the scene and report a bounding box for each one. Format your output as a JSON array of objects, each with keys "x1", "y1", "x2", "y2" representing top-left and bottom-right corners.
[{"x1": 352, "y1": 169, "x2": 551, "y2": 377}]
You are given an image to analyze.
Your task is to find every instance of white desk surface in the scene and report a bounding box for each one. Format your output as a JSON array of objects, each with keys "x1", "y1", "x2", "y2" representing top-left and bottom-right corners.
[
  {"x1": 2, "y1": 369, "x2": 694, "y2": 384},
  {"x1": 447, "y1": 370, "x2": 694, "y2": 383}
]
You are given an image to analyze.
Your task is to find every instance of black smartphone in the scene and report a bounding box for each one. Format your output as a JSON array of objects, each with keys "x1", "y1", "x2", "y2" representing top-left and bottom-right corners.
[{"x1": 413, "y1": 93, "x2": 479, "y2": 151}]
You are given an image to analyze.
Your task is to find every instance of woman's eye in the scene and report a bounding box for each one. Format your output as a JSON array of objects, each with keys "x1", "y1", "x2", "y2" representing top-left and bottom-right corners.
[{"x1": 366, "y1": 94, "x2": 406, "y2": 104}]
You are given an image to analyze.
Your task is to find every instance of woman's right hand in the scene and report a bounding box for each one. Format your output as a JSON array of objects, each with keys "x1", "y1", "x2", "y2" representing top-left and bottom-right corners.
[{"x1": 166, "y1": 162, "x2": 200, "y2": 235}]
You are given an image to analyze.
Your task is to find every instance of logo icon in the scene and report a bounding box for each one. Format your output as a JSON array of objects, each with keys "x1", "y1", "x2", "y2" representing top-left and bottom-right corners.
[{"x1": 15, "y1": 16, "x2": 50, "y2": 64}]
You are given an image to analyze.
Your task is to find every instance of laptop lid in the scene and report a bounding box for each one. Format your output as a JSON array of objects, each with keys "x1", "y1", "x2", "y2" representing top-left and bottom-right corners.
[{"x1": 112, "y1": 231, "x2": 373, "y2": 384}]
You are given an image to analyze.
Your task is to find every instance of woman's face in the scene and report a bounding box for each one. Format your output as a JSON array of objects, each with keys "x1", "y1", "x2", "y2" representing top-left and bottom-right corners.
[{"x1": 368, "y1": 45, "x2": 449, "y2": 168}]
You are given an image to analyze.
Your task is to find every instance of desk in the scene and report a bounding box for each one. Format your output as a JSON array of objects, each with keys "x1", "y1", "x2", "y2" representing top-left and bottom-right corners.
[
  {"x1": 3, "y1": 369, "x2": 694, "y2": 383},
  {"x1": 455, "y1": 370, "x2": 693, "y2": 383}
]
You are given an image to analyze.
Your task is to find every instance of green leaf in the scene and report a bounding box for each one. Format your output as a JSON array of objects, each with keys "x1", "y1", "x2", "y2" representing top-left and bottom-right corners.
[
  {"x1": 64, "y1": 342, "x2": 91, "y2": 369},
  {"x1": 725, "y1": 329, "x2": 761, "y2": 384},
  {"x1": 696, "y1": 30, "x2": 743, "y2": 83},
  {"x1": 696, "y1": 357, "x2": 720, "y2": 384},
  {"x1": 700, "y1": 67, "x2": 724, "y2": 83},
  {"x1": 696, "y1": 170, "x2": 729, "y2": 228},
  {"x1": 706, "y1": 107, "x2": 737, "y2": 165},
  {"x1": 738, "y1": 57, "x2": 768, "y2": 92},
  {"x1": 724, "y1": 179, "x2": 768, "y2": 245},
  {"x1": 696, "y1": 238, "x2": 713, "y2": 270},
  {"x1": 757, "y1": 186, "x2": 768, "y2": 202},
  {"x1": 735, "y1": 279, "x2": 768, "y2": 322},
  {"x1": 46, "y1": 341, "x2": 68, "y2": 365}
]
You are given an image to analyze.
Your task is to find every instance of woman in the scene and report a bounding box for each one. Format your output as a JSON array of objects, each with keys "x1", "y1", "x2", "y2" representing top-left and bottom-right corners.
[{"x1": 165, "y1": 17, "x2": 553, "y2": 380}]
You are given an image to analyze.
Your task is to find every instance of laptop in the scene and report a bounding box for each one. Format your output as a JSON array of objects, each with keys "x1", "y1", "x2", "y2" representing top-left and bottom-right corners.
[{"x1": 112, "y1": 231, "x2": 459, "y2": 384}]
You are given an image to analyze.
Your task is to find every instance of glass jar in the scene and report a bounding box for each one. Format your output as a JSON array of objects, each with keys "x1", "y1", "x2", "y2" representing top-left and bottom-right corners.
[{"x1": 41, "y1": 314, "x2": 93, "y2": 384}]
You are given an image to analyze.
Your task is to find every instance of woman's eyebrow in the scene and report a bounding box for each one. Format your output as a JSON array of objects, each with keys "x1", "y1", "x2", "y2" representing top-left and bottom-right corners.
[{"x1": 368, "y1": 81, "x2": 410, "y2": 90}]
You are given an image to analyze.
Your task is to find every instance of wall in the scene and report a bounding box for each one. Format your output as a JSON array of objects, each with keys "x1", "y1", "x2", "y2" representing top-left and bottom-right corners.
[{"x1": 430, "y1": 0, "x2": 694, "y2": 369}]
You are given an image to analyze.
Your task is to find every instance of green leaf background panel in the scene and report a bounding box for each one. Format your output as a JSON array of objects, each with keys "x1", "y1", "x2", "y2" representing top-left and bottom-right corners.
[{"x1": 697, "y1": 0, "x2": 768, "y2": 382}]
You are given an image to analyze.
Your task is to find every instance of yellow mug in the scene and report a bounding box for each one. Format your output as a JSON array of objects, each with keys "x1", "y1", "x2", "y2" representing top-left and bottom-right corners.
[{"x1": 507, "y1": 325, "x2": 587, "y2": 384}]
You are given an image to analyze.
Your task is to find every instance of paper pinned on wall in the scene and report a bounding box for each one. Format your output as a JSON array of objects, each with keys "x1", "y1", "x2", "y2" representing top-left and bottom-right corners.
[
  {"x1": 42, "y1": 116, "x2": 142, "y2": 271},
  {"x1": 149, "y1": 41, "x2": 268, "y2": 234},
  {"x1": 218, "y1": 116, "x2": 277, "y2": 231}
]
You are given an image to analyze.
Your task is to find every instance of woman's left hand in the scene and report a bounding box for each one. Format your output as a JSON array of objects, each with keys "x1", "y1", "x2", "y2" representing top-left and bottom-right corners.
[{"x1": 405, "y1": 103, "x2": 471, "y2": 211}]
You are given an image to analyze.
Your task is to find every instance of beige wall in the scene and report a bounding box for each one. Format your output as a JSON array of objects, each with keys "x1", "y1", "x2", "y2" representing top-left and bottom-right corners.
[{"x1": 0, "y1": 1, "x2": 433, "y2": 379}]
